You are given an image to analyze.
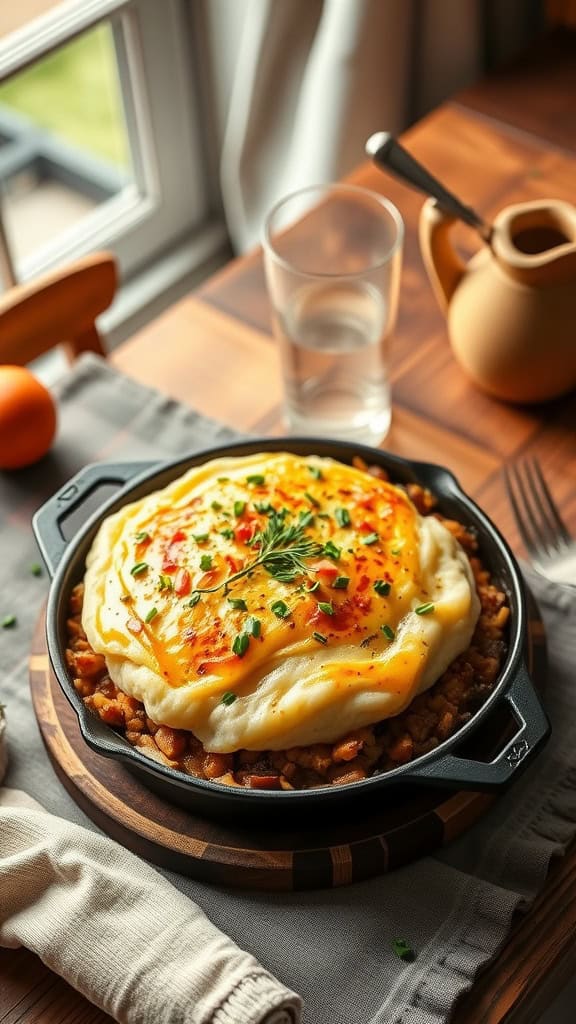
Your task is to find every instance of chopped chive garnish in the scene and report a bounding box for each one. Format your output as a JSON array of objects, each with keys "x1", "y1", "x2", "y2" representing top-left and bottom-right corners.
[
  {"x1": 381, "y1": 624, "x2": 395, "y2": 641},
  {"x1": 317, "y1": 512, "x2": 331, "y2": 520},
  {"x1": 194, "y1": 533, "x2": 209, "y2": 543},
  {"x1": 362, "y1": 532, "x2": 379, "y2": 546},
  {"x1": 220, "y1": 527, "x2": 235, "y2": 539},
  {"x1": 391, "y1": 547, "x2": 401, "y2": 556},
  {"x1": 318, "y1": 601, "x2": 334, "y2": 615},
  {"x1": 254, "y1": 501, "x2": 274, "y2": 514},
  {"x1": 232, "y1": 632, "x2": 250, "y2": 657},
  {"x1": 217, "y1": 476, "x2": 229, "y2": 483},
  {"x1": 392, "y1": 939, "x2": 416, "y2": 963},
  {"x1": 135, "y1": 531, "x2": 150, "y2": 543},
  {"x1": 246, "y1": 616, "x2": 261, "y2": 638},
  {"x1": 312, "y1": 631, "x2": 327, "y2": 644},
  {"x1": 1, "y1": 615, "x2": 16, "y2": 629},
  {"x1": 131, "y1": 562, "x2": 149, "y2": 576},
  {"x1": 188, "y1": 593, "x2": 201, "y2": 607},
  {"x1": 374, "y1": 580, "x2": 391, "y2": 596},
  {"x1": 322, "y1": 540, "x2": 341, "y2": 560},
  {"x1": 298, "y1": 510, "x2": 315, "y2": 528},
  {"x1": 415, "y1": 602, "x2": 435, "y2": 615},
  {"x1": 271, "y1": 600, "x2": 290, "y2": 618},
  {"x1": 221, "y1": 691, "x2": 237, "y2": 706},
  {"x1": 145, "y1": 607, "x2": 158, "y2": 623},
  {"x1": 200, "y1": 554, "x2": 213, "y2": 571},
  {"x1": 335, "y1": 508, "x2": 351, "y2": 528},
  {"x1": 211, "y1": 500, "x2": 223, "y2": 511},
  {"x1": 332, "y1": 576, "x2": 350, "y2": 590},
  {"x1": 304, "y1": 491, "x2": 320, "y2": 507},
  {"x1": 306, "y1": 580, "x2": 320, "y2": 593},
  {"x1": 234, "y1": 500, "x2": 246, "y2": 517},
  {"x1": 228, "y1": 597, "x2": 248, "y2": 611},
  {"x1": 30, "y1": 563, "x2": 43, "y2": 577},
  {"x1": 246, "y1": 474, "x2": 265, "y2": 485},
  {"x1": 158, "y1": 574, "x2": 173, "y2": 591},
  {"x1": 308, "y1": 465, "x2": 323, "y2": 480}
]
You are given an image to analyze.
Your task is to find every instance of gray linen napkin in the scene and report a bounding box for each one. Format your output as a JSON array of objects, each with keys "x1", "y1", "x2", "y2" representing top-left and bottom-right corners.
[{"x1": 2, "y1": 353, "x2": 575, "y2": 1024}]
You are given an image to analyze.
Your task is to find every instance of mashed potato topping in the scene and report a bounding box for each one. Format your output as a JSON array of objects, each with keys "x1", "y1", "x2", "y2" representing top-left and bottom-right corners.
[{"x1": 82, "y1": 453, "x2": 480, "y2": 752}]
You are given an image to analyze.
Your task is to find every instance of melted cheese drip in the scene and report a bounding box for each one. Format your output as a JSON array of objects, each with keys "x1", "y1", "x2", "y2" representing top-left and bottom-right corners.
[{"x1": 82, "y1": 453, "x2": 480, "y2": 751}]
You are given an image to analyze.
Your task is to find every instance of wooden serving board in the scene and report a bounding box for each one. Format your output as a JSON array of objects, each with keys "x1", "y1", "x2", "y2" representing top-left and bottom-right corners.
[{"x1": 29, "y1": 601, "x2": 546, "y2": 891}]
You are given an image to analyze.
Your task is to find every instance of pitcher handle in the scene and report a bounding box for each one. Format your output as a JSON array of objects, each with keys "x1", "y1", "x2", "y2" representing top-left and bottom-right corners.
[{"x1": 419, "y1": 198, "x2": 466, "y2": 312}]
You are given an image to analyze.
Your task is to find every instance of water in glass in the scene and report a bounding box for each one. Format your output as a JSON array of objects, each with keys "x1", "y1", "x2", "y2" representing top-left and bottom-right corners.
[{"x1": 275, "y1": 280, "x2": 391, "y2": 445}]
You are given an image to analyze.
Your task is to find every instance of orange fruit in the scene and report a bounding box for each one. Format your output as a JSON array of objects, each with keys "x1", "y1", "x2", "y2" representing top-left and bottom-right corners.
[{"x1": 0, "y1": 366, "x2": 57, "y2": 470}]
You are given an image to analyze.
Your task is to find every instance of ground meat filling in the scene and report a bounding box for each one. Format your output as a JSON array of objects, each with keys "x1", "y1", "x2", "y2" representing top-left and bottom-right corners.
[{"x1": 65, "y1": 471, "x2": 509, "y2": 791}]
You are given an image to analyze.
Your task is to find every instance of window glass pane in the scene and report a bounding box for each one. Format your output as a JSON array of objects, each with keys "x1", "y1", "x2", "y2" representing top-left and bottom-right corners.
[{"x1": 0, "y1": 21, "x2": 134, "y2": 267}]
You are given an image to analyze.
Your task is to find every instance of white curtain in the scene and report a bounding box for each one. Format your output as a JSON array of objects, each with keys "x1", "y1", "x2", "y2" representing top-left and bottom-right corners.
[{"x1": 199, "y1": 0, "x2": 539, "y2": 252}]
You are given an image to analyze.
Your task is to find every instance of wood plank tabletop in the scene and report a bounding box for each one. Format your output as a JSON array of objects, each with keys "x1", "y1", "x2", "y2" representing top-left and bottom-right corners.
[{"x1": 3, "y1": 27, "x2": 576, "y2": 1024}]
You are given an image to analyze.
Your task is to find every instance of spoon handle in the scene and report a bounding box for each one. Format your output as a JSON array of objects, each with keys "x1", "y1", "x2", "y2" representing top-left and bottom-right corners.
[{"x1": 366, "y1": 132, "x2": 492, "y2": 242}]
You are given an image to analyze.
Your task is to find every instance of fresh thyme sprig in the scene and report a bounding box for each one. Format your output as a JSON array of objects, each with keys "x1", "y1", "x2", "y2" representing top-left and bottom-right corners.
[{"x1": 192, "y1": 512, "x2": 323, "y2": 595}]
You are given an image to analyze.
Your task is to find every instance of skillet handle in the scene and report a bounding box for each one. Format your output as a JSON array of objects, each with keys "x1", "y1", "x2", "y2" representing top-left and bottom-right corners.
[
  {"x1": 403, "y1": 663, "x2": 550, "y2": 789},
  {"x1": 32, "y1": 461, "x2": 154, "y2": 577}
]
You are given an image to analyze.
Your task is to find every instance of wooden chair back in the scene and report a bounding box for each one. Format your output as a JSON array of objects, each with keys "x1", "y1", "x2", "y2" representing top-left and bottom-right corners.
[{"x1": 0, "y1": 252, "x2": 118, "y2": 365}]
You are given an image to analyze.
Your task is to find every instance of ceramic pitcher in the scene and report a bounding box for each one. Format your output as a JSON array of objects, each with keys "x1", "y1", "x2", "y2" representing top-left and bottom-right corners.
[{"x1": 419, "y1": 198, "x2": 576, "y2": 403}]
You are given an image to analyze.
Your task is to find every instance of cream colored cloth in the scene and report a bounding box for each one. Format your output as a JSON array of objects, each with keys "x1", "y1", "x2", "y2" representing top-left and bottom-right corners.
[{"x1": 0, "y1": 788, "x2": 301, "y2": 1024}]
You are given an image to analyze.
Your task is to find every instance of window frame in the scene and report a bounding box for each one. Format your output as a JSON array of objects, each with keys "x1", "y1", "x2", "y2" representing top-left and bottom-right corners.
[{"x1": 0, "y1": 0, "x2": 215, "y2": 285}]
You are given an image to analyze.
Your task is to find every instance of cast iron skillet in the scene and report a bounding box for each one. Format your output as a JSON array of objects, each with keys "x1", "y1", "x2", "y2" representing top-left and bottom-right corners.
[{"x1": 33, "y1": 438, "x2": 550, "y2": 821}]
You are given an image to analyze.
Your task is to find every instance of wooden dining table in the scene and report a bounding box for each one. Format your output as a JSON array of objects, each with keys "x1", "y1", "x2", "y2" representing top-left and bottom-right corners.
[{"x1": 2, "y1": 29, "x2": 576, "y2": 1024}]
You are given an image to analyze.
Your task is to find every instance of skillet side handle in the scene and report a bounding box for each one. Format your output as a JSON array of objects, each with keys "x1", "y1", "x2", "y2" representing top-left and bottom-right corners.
[
  {"x1": 404, "y1": 663, "x2": 550, "y2": 789},
  {"x1": 32, "y1": 461, "x2": 154, "y2": 577}
]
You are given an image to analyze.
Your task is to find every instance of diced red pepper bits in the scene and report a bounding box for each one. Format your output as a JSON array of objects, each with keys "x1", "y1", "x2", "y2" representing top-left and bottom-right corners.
[
  {"x1": 357, "y1": 496, "x2": 375, "y2": 510},
  {"x1": 174, "y1": 568, "x2": 191, "y2": 596},
  {"x1": 234, "y1": 520, "x2": 257, "y2": 544},
  {"x1": 225, "y1": 554, "x2": 243, "y2": 574},
  {"x1": 161, "y1": 530, "x2": 187, "y2": 572},
  {"x1": 309, "y1": 559, "x2": 339, "y2": 581}
]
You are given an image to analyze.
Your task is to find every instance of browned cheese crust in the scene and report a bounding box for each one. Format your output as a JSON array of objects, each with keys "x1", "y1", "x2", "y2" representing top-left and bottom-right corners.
[{"x1": 65, "y1": 462, "x2": 509, "y2": 791}]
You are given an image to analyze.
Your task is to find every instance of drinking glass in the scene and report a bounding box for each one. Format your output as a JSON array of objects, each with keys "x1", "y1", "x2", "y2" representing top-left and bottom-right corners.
[{"x1": 263, "y1": 183, "x2": 403, "y2": 446}]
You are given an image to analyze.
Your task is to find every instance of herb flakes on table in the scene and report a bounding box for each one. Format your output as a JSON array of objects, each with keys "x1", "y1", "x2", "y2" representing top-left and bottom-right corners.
[{"x1": 392, "y1": 939, "x2": 416, "y2": 963}]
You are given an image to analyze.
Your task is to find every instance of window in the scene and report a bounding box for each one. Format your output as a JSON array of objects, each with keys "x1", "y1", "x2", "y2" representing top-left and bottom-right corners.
[{"x1": 0, "y1": 0, "x2": 217, "y2": 290}]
